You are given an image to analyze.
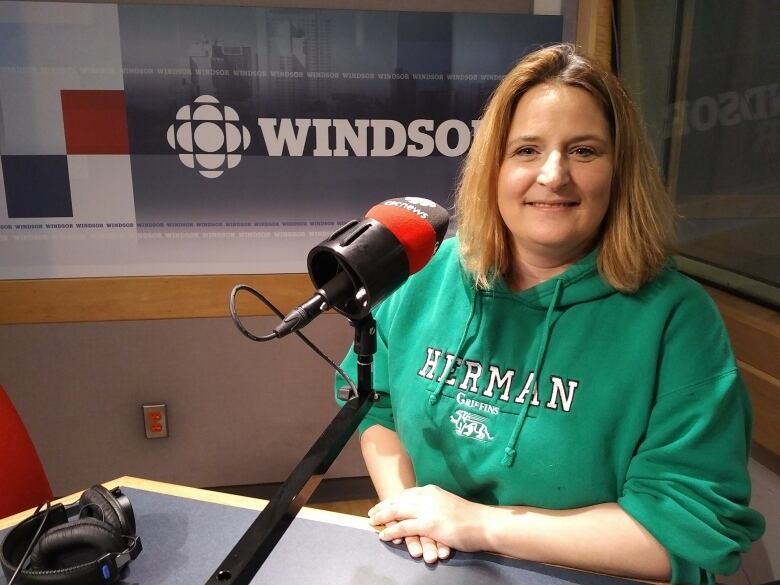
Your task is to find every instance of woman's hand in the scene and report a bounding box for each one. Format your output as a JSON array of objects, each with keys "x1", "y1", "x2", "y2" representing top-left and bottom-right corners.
[
  {"x1": 382, "y1": 520, "x2": 451, "y2": 564},
  {"x1": 368, "y1": 484, "x2": 489, "y2": 562},
  {"x1": 369, "y1": 488, "x2": 671, "y2": 580},
  {"x1": 360, "y1": 426, "x2": 455, "y2": 563}
]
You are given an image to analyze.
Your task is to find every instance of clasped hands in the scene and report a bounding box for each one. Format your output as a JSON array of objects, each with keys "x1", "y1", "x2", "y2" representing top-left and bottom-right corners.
[{"x1": 367, "y1": 484, "x2": 490, "y2": 564}]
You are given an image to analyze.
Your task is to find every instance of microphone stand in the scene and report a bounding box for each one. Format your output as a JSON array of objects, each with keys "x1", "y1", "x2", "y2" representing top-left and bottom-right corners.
[{"x1": 204, "y1": 315, "x2": 378, "y2": 585}]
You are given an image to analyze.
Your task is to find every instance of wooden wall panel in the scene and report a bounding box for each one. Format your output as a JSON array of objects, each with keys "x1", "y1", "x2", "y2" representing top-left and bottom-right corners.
[
  {"x1": 706, "y1": 287, "x2": 780, "y2": 380},
  {"x1": 0, "y1": 275, "x2": 313, "y2": 324},
  {"x1": 576, "y1": 0, "x2": 612, "y2": 68},
  {"x1": 705, "y1": 285, "x2": 780, "y2": 460},
  {"x1": 740, "y1": 362, "x2": 780, "y2": 459}
]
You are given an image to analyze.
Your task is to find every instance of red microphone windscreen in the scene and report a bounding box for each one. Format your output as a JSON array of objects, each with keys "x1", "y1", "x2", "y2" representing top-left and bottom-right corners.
[{"x1": 365, "y1": 201, "x2": 437, "y2": 274}]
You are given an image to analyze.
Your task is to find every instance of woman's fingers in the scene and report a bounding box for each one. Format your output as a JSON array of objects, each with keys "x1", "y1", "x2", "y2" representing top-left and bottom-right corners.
[
  {"x1": 379, "y1": 521, "x2": 447, "y2": 564},
  {"x1": 368, "y1": 487, "x2": 460, "y2": 563},
  {"x1": 379, "y1": 517, "x2": 429, "y2": 542},
  {"x1": 369, "y1": 500, "x2": 416, "y2": 526},
  {"x1": 401, "y1": 535, "x2": 449, "y2": 564},
  {"x1": 383, "y1": 520, "x2": 403, "y2": 545},
  {"x1": 437, "y1": 542, "x2": 451, "y2": 560},
  {"x1": 418, "y1": 536, "x2": 440, "y2": 564},
  {"x1": 405, "y1": 535, "x2": 423, "y2": 558}
]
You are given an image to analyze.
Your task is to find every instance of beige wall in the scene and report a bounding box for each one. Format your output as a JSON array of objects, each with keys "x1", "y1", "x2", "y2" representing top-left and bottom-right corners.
[{"x1": 0, "y1": 315, "x2": 361, "y2": 495}]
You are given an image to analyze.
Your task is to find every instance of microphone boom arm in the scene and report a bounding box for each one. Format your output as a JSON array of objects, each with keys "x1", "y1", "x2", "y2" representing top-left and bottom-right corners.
[{"x1": 204, "y1": 315, "x2": 378, "y2": 585}]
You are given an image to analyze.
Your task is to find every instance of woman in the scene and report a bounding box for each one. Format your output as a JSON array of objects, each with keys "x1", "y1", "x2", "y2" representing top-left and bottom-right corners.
[{"x1": 336, "y1": 44, "x2": 764, "y2": 584}]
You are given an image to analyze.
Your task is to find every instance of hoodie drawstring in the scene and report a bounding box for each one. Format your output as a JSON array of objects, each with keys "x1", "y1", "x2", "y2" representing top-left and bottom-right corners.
[
  {"x1": 429, "y1": 290, "x2": 479, "y2": 405},
  {"x1": 501, "y1": 279, "x2": 564, "y2": 467}
]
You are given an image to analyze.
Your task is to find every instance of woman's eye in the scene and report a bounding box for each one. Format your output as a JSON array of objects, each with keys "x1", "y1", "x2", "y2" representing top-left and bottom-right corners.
[
  {"x1": 571, "y1": 146, "x2": 597, "y2": 158},
  {"x1": 515, "y1": 147, "x2": 538, "y2": 157}
]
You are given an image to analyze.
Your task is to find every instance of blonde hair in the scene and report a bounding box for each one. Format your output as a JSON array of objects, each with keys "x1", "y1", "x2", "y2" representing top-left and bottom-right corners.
[{"x1": 455, "y1": 44, "x2": 675, "y2": 293}]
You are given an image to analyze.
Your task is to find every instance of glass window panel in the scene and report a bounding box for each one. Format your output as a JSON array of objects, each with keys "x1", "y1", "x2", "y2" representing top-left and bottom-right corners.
[{"x1": 617, "y1": 0, "x2": 779, "y2": 303}]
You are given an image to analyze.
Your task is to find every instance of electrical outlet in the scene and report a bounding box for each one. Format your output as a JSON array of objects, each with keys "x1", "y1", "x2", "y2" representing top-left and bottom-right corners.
[{"x1": 142, "y1": 404, "x2": 169, "y2": 439}]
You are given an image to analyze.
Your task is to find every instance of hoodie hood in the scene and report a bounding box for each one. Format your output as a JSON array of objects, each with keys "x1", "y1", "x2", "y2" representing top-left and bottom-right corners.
[{"x1": 474, "y1": 244, "x2": 617, "y2": 309}]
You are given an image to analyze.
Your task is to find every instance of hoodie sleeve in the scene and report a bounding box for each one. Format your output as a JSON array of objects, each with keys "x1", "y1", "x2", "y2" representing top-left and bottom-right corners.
[
  {"x1": 334, "y1": 300, "x2": 396, "y2": 435},
  {"x1": 618, "y1": 286, "x2": 765, "y2": 584}
]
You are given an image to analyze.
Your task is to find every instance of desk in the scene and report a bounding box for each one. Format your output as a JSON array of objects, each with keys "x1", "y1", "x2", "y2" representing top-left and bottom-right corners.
[{"x1": 1, "y1": 477, "x2": 641, "y2": 585}]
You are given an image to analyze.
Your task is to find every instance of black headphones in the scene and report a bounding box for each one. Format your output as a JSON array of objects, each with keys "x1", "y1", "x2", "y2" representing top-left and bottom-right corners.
[{"x1": 0, "y1": 485, "x2": 142, "y2": 585}]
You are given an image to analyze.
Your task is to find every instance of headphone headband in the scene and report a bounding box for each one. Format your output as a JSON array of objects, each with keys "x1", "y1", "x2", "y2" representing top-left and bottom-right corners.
[{"x1": 0, "y1": 488, "x2": 142, "y2": 585}]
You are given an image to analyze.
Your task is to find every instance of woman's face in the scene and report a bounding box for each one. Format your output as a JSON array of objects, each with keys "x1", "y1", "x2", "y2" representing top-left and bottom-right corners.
[{"x1": 497, "y1": 83, "x2": 614, "y2": 265}]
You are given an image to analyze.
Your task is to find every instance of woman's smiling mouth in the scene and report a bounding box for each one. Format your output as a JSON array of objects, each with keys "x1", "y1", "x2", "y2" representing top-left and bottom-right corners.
[{"x1": 524, "y1": 200, "x2": 580, "y2": 208}]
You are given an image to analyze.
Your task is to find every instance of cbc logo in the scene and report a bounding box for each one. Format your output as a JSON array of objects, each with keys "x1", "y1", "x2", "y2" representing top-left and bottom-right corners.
[
  {"x1": 404, "y1": 197, "x2": 437, "y2": 207},
  {"x1": 166, "y1": 95, "x2": 251, "y2": 178}
]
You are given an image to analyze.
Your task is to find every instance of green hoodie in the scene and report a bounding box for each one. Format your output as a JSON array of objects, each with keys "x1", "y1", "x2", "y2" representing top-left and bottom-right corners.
[{"x1": 336, "y1": 236, "x2": 765, "y2": 584}]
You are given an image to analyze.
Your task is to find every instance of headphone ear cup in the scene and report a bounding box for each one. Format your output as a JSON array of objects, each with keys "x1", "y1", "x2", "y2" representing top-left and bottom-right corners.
[
  {"x1": 79, "y1": 485, "x2": 135, "y2": 535},
  {"x1": 28, "y1": 517, "x2": 126, "y2": 570}
]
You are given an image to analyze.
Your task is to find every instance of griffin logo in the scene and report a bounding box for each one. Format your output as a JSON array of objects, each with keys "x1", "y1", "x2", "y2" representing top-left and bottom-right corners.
[{"x1": 450, "y1": 410, "x2": 494, "y2": 442}]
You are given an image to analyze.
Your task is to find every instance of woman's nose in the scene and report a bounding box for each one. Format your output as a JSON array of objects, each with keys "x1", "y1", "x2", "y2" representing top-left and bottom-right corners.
[{"x1": 537, "y1": 150, "x2": 569, "y2": 190}]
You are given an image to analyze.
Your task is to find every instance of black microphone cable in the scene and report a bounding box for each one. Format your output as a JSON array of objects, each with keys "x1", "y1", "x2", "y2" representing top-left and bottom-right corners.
[{"x1": 229, "y1": 284, "x2": 358, "y2": 399}]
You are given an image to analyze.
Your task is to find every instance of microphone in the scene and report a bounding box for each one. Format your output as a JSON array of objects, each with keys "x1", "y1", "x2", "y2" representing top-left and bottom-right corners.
[{"x1": 273, "y1": 196, "x2": 450, "y2": 338}]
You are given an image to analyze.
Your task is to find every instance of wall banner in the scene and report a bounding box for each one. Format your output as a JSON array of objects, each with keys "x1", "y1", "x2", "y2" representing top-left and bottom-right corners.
[{"x1": 0, "y1": 2, "x2": 562, "y2": 278}]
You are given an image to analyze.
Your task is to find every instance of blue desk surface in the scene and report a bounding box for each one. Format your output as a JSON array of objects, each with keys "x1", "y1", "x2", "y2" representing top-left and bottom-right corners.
[{"x1": 1, "y1": 484, "x2": 642, "y2": 585}]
